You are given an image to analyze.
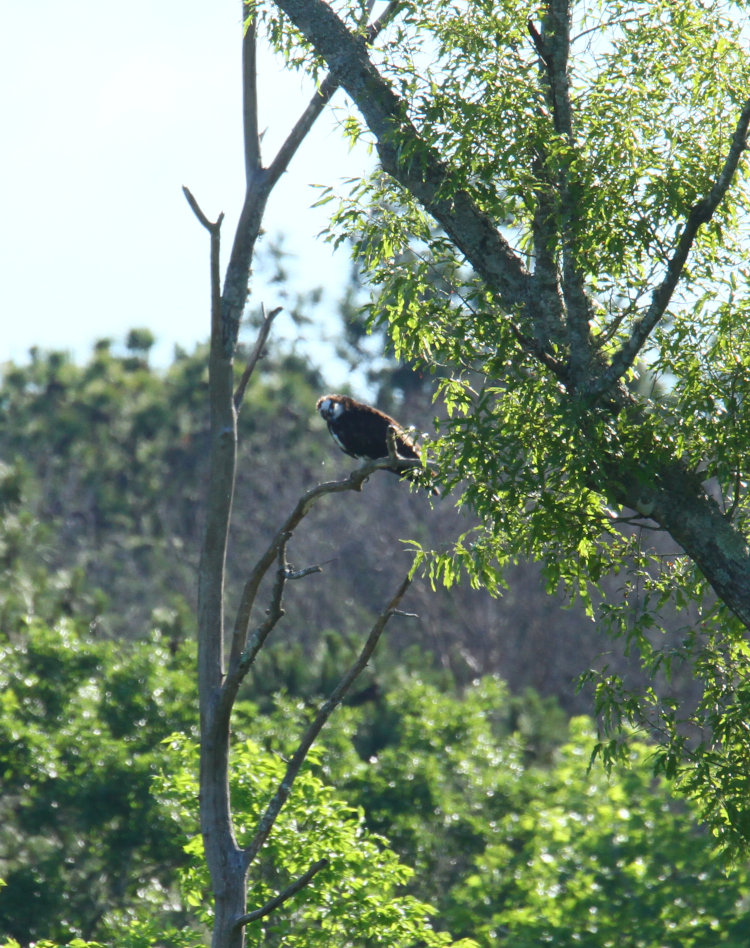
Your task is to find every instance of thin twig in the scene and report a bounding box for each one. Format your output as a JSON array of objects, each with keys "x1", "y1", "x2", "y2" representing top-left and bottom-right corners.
[
  {"x1": 182, "y1": 186, "x2": 225, "y2": 233},
  {"x1": 241, "y1": 573, "x2": 413, "y2": 869},
  {"x1": 241, "y1": 540, "x2": 291, "y2": 670},
  {"x1": 234, "y1": 858, "x2": 329, "y2": 929},
  {"x1": 284, "y1": 564, "x2": 324, "y2": 580},
  {"x1": 234, "y1": 305, "x2": 283, "y2": 410}
]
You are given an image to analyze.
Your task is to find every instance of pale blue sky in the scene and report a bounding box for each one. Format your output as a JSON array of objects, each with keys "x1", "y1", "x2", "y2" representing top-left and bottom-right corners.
[{"x1": 1, "y1": 1, "x2": 370, "y2": 371}]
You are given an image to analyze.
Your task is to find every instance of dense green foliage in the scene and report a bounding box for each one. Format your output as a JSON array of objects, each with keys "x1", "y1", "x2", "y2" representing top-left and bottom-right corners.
[
  {"x1": 4, "y1": 611, "x2": 749, "y2": 946},
  {"x1": 158, "y1": 735, "x2": 476, "y2": 948},
  {"x1": 0, "y1": 618, "x2": 196, "y2": 944},
  {"x1": 2, "y1": 321, "x2": 749, "y2": 943},
  {"x1": 162, "y1": 690, "x2": 750, "y2": 948}
]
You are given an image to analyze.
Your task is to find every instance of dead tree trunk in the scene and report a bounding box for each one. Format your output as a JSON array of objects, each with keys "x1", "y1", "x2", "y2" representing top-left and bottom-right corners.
[{"x1": 190, "y1": 6, "x2": 405, "y2": 946}]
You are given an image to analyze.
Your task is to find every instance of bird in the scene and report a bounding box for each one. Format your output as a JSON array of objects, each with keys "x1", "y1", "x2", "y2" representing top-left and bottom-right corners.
[{"x1": 316, "y1": 393, "x2": 438, "y2": 494}]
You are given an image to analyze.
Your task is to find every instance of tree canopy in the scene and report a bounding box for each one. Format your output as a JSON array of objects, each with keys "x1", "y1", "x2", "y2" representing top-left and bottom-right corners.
[{"x1": 258, "y1": 0, "x2": 750, "y2": 849}]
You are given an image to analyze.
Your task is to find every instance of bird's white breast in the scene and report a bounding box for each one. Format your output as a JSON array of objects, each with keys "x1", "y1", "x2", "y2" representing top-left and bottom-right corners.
[{"x1": 331, "y1": 430, "x2": 350, "y2": 453}]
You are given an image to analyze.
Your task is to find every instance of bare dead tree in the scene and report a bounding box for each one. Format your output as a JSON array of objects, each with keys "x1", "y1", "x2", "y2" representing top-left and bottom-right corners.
[{"x1": 186, "y1": 4, "x2": 409, "y2": 947}]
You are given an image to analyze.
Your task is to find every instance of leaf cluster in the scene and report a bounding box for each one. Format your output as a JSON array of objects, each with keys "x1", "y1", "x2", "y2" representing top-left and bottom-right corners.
[{"x1": 156, "y1": 733, "x2": 476, "y2": 948}]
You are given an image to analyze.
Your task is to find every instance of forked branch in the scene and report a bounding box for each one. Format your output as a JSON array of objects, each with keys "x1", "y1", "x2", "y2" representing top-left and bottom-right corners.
[
  {"x1": 223, "y1": 0, "x2": 404, "y2": 352},
  {"x1": 225, "y1": 456, "x2": 422, "y2": 686}
]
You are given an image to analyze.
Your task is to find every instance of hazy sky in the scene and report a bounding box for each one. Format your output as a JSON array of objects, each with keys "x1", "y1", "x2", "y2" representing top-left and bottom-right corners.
[{"x1": 2, "y1": 0, "x2": 371, "y2": 371}]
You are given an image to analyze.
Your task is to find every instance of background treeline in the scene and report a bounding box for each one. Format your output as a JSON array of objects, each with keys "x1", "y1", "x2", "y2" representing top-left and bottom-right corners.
[
  {"x1": 0, "y1": 327, "x2": 740, "y2": 945},
  {"x1": 0, "y1": 327, "x2": 693, "y2": 709}
]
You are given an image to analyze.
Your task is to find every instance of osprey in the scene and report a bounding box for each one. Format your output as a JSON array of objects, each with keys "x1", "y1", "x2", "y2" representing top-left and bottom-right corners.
[{"x1": 316, "y1": 393, "x2": 438, "y2": 494}]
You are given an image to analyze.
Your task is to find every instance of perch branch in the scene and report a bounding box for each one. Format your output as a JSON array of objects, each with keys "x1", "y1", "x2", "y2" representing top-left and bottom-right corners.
[{"x1": 224, "y1": 457, "x2": 418, "y2": 693}]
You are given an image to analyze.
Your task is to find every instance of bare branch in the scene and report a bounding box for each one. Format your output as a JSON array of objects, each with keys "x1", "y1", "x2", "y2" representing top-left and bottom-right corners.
[
  {"x1": 234, "y1": 858, "x2": 329, "y2": 929},
  {"x1": 266, "y1": 74, "x2": 340, "y2": 191},
  {"x1": 234, "y1": 305, "x2": 283, "y2": 410},
  {"x1": 243, "y1": 9, "x2": 262, "y2": 182},
  {"x1": 265, "y1": 0, "x2": 402, "y2": 191},
  {"x1": 588, "y1": 94, "x2": 750, "y2": 397},
  {"x1": 182, "y1": 186, "x2": 225, "y2": 233},
  {"x1": 196, "y1": 169, "x2": 240, "y2": 907},
  {"x1": 183, "y1": 186, "x2": 226, "y2": 354},
  {"x1": 241, "y1": 573, "x2": 413, "y2": 869},
  {"x1": 194, "y1": 179, "x2": 233, "y2": 708}
]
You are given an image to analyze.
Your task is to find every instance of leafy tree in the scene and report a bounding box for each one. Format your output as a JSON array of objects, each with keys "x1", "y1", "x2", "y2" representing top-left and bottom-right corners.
[
  {"x1": 155, "y1": 735, "x2": 476, "y2": 948},
  {"x1": 259, "y1": 0, "x2": 750, "y2": 847},
  {"x1": 159, "y1": 680, "x2": 750, "y2": 948},
  {"x1": 454, "y1": 718, "x2": 750, "y2": 948},
  {"x1": 0, "y1": 618, "x2": 197, "y2": 945}
]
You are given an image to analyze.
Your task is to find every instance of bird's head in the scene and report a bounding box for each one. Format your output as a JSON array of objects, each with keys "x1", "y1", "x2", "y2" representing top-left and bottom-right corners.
[{"x1": 316, "y1": 394, "x2": 345, "y2": 421}]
